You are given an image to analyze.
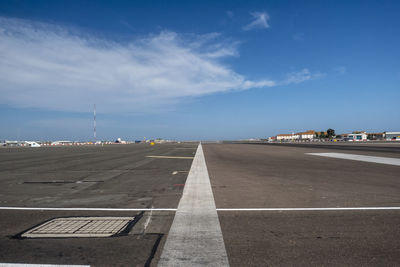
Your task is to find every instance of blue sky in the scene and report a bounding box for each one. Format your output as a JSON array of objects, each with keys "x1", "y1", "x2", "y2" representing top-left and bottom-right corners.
[{"x1": 0, "y1": 0, "x2": 399, "y2": 141}]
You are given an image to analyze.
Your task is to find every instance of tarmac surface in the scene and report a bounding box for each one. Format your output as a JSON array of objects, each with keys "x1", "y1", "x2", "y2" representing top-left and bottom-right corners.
[
  {"x1": 257, "y1": 141, "x2": 400, "y2": 155},
  {"x1": 204, "y1": 143, "x2": 400, "y2": 266},
  {"x1": 0, "y1": 142, "x2": 400, "y2": 266},
  {"x1": 0, "y1": 143, "x2": 197, "y2": 266}
]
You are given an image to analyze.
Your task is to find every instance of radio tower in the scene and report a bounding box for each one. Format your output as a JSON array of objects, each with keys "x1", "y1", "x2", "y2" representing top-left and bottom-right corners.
[{"x1": 94, "y1": 104, "x2": 96, "y2": 143}]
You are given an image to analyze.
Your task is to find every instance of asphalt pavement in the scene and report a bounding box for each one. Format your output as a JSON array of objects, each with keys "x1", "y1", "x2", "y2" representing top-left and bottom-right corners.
[
  {"x1": 0, "y1": 143, "x2": 197, "y2": 266},
  {"x1": 1, "y1": 142, "x2": 400, "y2": 266},
  {"x1": 203, "y1": 143, "x2": 400, "y2": 266}
]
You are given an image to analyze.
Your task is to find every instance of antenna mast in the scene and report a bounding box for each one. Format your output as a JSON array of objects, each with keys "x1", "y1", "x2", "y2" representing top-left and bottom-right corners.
[{"x1": 94, "y1": 104, "x2": 96, "y2": 143}]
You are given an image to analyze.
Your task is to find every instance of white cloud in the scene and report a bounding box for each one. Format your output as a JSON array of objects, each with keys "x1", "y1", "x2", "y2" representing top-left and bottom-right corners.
[
  {"x1": 243, "y1": 12, "x2": 270, "y2": 31},
  {"x1": 0, "y1": 17, "x2": 320, "y2": 113},
  {"x1": 283, "y1": 69, "x2": 325, "y2": 85}
]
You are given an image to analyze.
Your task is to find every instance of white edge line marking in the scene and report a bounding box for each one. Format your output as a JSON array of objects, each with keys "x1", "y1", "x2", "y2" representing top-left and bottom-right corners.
[
  {"x1": 0, "y1": 264, "x2": 89, "y2": 267},
  {"x1": 216, "y1": 207, "x2": 400, "y2": 211},
  {"x1": 2, "y1": 207, "x2": 400, "y2": 211},
  {"x1": 306, "y1": 152, "x2": 400, "y2": 166},
  {"x1": 2, "y1": 207, "x2": 399, "y2": 211},
  {"x1": 0, "y1": 207, "x2": 176, "y2": 211}
]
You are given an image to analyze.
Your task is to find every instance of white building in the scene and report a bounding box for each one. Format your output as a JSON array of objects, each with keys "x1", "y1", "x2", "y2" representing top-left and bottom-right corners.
[
  {"x1": 296, "y1": 130, "x2": 315, "y2": 140},
  {"x1": 51, "y1": 141, "x2": 73, "y2": 145},
  {"x1": 276, "y1": 133, "x2": 299, "y2": 141},
  {"x1": 346, "y1": 132, "x2": 367, "y2": 141}
]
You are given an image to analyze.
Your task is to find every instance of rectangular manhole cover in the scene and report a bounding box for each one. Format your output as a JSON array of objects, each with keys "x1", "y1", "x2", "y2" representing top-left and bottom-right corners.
[{"x1": 21, "y1": 217, "x2": 135, "y2": 238}]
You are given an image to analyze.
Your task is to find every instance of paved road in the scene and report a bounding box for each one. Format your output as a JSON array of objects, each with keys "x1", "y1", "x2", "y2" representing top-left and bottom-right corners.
[
  {"x1": 203, "y1": 143, "x2": 400, "y2": 266},
  {"x1": 0, "y1": 143, "x2": 197, "y2": 266}
]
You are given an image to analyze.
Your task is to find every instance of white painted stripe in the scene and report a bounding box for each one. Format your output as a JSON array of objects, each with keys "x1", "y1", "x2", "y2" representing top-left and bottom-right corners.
[
  {"x1": 217, "y1": 207, "x2": 400, "y2": 211},
  {"x1": 158, "y1": 144, "x2": 229, "y2": 267},
  {"x1": 0, "y1": 207, "x2": 176, "y2": 211},
  {"x1": 0, "y1": 264, "x2": 89, "y2": 267},
  {"x1": 142, "y1": 206, "x2": 154, "y2": 234},
  {"x1": 146, "y1": 155, "x2": 194, "y2": 159},
  {"x1": 306, "y1": 152, "x2": 400, "y2": 166},
  {"x1": 2, "y1": 207, "x2": 399, "y2": 212}
]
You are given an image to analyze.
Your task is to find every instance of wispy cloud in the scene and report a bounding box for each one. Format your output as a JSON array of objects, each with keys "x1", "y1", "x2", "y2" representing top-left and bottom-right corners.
[
  {"x1": 0, "y1": 17, "x2": 320, "y2": 113},
  {"x1": 283, "y1": 69, "x2": 325, "y2": 85},
  {"x1": 243, "y1": 12, "x2": 270, "y2": 31}
]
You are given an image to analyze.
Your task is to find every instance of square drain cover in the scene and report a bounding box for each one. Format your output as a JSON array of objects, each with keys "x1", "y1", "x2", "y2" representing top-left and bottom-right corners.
[{"x1": 21, "y1": 217, "x2": 135, "y2": 238}]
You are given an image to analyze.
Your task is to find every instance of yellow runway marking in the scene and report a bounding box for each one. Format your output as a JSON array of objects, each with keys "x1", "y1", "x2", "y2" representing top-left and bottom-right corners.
[{"x1": 146, "y1": 155, "x2": 194, "y2": 159}]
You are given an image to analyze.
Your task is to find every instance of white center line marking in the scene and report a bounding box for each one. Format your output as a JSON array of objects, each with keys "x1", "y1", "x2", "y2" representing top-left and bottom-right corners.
[
  {"x1": 158, "y1": 143, "x2": 229, "y2": 267},
  {"x1": 306, "y1": 152, "x2": 400, "y2": 166}
]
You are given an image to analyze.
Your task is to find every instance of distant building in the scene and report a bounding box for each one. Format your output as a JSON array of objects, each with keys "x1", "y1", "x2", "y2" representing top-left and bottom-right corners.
[
  {"x1": 345, "y1": 132, "x2": 367, "y2": 141},
  {"x1": 385, "y1": 132, "x2": 400, "y2": 140},
  {"x1": 367, "y1": 132, "x2": 385, "y2": 140},
  {"x1": 315, "y1": 131, "x2": 327, "y2": 137},
  {"x1": 276, "y1": 133, "x2": 299, "y2": 141},
  {"x1": 296, "y1": 130, "x2": 315, "y2": 140},
  {"x1": 51, "y1": 141, "x2": 73, "y2": 145},
  {"x1": 5, "y1": 140, "x2": 20, "y2": 146}
]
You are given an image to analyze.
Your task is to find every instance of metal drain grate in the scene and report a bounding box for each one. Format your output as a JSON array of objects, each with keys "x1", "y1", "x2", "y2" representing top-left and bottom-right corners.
[{"x1": 21, "y1": 217, "x2": 135, "y2": 238}]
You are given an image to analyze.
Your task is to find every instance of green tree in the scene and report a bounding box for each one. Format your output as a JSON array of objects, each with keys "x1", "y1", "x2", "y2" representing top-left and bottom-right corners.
[{"x1": 327, "y1": 128, "x2": 335, "y2": 138}]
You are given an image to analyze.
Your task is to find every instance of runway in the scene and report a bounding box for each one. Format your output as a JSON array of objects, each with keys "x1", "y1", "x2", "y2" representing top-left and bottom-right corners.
[
  {"x1": 204, "y1": 143, "x2": 400, "y2": 266},
  {"x1": 0, "y1": 142, "x2": 399, "y2": 266},
  {"x1": 0, "y1": 143, "x2": 197, "y2": 266}
]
